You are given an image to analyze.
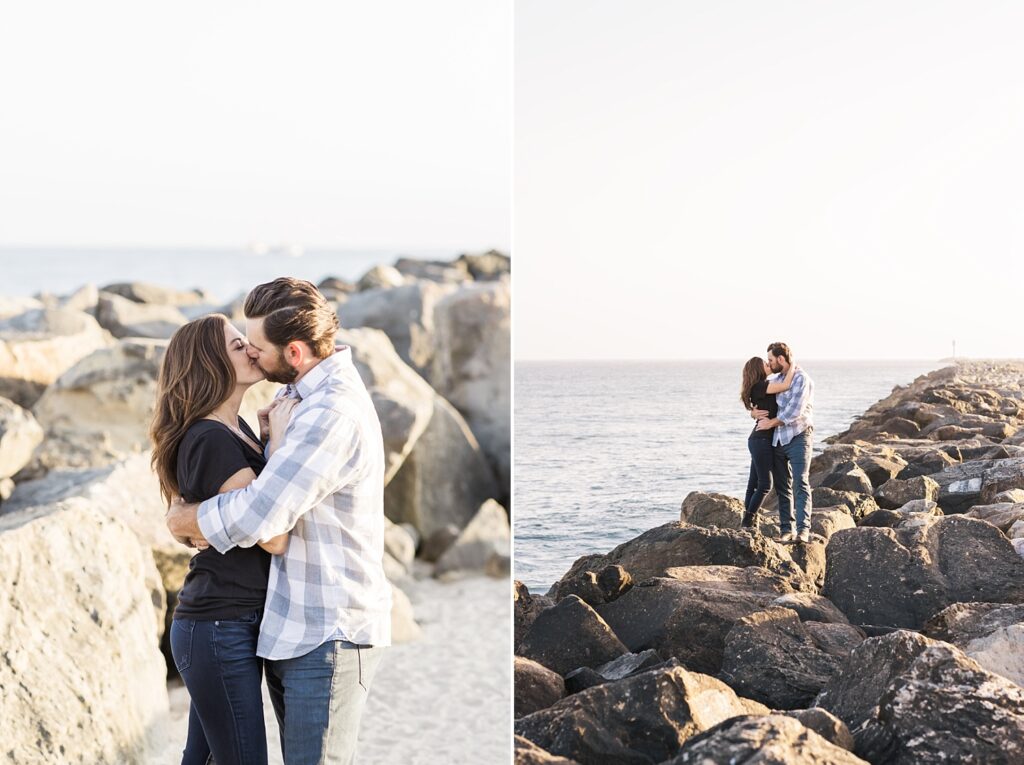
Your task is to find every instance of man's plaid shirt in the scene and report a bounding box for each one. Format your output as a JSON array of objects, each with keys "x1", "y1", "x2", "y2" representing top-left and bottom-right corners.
[
  {"x1": 772, "y1": 367, "x2": 815, "y2": 447},
  {"x1": 198, "y1": 346, "x2": 392, "y2": 659}
]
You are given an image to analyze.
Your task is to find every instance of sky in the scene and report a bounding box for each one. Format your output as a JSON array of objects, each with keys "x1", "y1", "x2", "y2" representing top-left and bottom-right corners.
[
  {"x1": 0, "y1": 1, "x2": 510, "y2": 252},
  {"x1": 515, "y1": 1, "x2": 1024, "y2": 360}
]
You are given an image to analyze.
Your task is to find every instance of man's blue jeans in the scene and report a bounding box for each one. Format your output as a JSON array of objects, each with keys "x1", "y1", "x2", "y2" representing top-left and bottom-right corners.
[
  {"x1": 774, "y1": 428, "x2": 813, "y2": 534},
  {"x1": 266, "y1": 639, "x2": 385, "y2": 765}
]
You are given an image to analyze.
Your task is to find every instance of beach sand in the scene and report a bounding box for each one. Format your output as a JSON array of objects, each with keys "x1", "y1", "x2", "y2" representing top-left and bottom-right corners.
[{"x1": 157, "y1": 573, "x2": 511, "y2": 764}]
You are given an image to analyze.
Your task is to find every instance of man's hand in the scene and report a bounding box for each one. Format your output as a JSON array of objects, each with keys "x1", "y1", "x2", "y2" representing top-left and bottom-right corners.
[
  {"x1": 755, "y1": 418, "x2": 777, "y2": 431},
  {"x1": 751, "y1": 407, "x2": 769, "y2": 420},
  {"x1": 166, "y1": 497, "x2": 205, "y2": 545}
]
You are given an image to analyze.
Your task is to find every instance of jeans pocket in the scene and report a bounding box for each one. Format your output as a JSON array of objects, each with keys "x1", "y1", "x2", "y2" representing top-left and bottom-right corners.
[{"x1": 170, "y1": 619, "x2": 195, "y2": 674}]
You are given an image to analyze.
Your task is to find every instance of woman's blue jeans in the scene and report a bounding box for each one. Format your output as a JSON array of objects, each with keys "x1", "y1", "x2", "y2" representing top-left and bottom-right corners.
[
  {"x1": 170, "y1": 610, "x2": 268, "y2": 765},
  {"x1": 744, "y1": 434, "x2": 775, "y2": 522}
]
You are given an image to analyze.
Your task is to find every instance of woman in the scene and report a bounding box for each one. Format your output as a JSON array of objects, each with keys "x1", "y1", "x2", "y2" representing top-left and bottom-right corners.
[
  {"x1": 150, "y1": 313, "x2": 297, "y2": 765},
  {"x1": 739, "y1": 356, "x2": 796, "y2": 530}
]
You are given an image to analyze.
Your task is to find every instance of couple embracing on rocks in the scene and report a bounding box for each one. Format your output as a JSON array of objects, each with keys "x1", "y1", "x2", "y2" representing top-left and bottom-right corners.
[
  {"x1": 154, "y1": 277, "x2": 391, "y2": 765},
  {"x1": 740, "y1": 341, "x2": 816, "y2": 544}
]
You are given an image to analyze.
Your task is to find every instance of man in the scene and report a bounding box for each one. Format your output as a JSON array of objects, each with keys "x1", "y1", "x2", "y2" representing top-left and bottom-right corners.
[
  {"x1": 166, "y1": 277, "x2": 391, "y2": 764},
  {"x1": 752, "y1": 341, "x2": 815, "y2": 544}
]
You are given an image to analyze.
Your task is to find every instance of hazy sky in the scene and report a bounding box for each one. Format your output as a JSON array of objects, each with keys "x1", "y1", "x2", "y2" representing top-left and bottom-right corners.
[
  {"x1": 0, "y1": 1, "x2": 510, "y2": 252},
  {"x1": 516, "y1": 1, "x2": 1024, "y2": 360}
]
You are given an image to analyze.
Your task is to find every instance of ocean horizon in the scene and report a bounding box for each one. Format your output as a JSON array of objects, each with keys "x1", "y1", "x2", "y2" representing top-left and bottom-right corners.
[{"x1": 514, "y1": 358, "x2": 946, "y2": 592}]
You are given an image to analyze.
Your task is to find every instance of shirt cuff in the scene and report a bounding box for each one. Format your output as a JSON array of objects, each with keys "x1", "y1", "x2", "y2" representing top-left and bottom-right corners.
[{"x1": 197, "y1": 494, "x2": 237, "y2": 553}]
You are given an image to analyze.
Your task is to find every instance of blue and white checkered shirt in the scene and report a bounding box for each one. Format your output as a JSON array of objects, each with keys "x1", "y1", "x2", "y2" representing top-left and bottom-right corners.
[
  {"x1": 198, "y1": 346, "x2": 392, "y2": 659},
  {"x1": 772, "y1": 367, "x2": 814, "y2": 447}
]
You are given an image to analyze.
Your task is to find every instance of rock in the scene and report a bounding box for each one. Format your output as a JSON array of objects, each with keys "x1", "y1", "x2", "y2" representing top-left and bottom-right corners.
[
  {"x1": 316, "y1": 276, "x2": 356, "y2": 300},
  {"x1": 563, "y1": 666, "x2": 606, "y2": 694},
  {"x1": 548, "y1": 523, "x2": 814, "y2": 600},
  {"x1": 719, "y1": 606, "x2": 865, "y2": 709},
  {"x1": 874, "y1": 475, "x2": 939, "y2": 509},
  {"x1": 593, "y1": 649, "x2": 665, "y2": 680},
  {"x1": 429, "y1": 280, "x2": 511, "y2": 498},
  {"x1": 823, "y1": 516, "x2": 1024, "y2": 629},
  {"x1": 390, "y1": 583, "x2": 422, "y2": 644},
  {"x1": 0, "y1": 477, "x2": 13, "y2": 501},
  {"x1": 1010, "y1": 519, "x2": 1024, "y2": 539},
  {"x1": 855, "y1": 453, "x2": 909, "y2": 489},
  {"x1": 357, "y1": 264, "x2": 406, "y2": 291},
  {"x1": 515, "y1": 581, "x2": 555, "y2": 652},
  {"x1": 21, "y1": 338, "x2": 278, "y2": 479},
  {"x1": 811, "y1": 487, "x2": 879, "y2": 520},
  {"x1": 809, "y1": 509, "x2": 856, "y2": 540},
  {"x1": 384, "y1": 394, "x2": 500, "y2": 538},
  {"x1": 993, "y1": 488, "x2": 1024, "y2": 504},
  {"x1": 0, "y1": 307, "x2": 111, "y2": 407},
  {"x1": 0, "y1": 295, "x2": 44, "y2": 318},
  {"x1": 420, "y1": 524, "x2": 460, "y2": 563},
  {"x1": 485, "y1": 551, "x2": 511, "y2": 577},
  {"x1": 519, "y1": 595, "x2": 628, "y2": 675},
  {"x1": 679, "y1": 491, "x2": 744, "y2": 528},
  {"x1": 859, "y1": 508, "x2": 907, "y2": 527},
  {"x1": 339, "y1": 281, "x2": 455, "y2": 377},
  {"x1": 0, "y1": 396, "x2": 43, "y2": 478},
  {"x1": 546, "y1": 564, "x2": 633, "y2": 607},
  {"x1": 770, "y1": 592, "x2": 851, "y2": 624},
  {"x1": 820, "y1": 462, "x2": 874, "y2": 496},
  {"x1": 932, "y1": 457, "x2": 1024, "y2": 514},
  {"x1": 666, "y1": 715, "x2": 868, "y2": 765},
  {"x1": 384, "y1": 518, "x2": 417, "y2": 571},
  {"x1": 964, "y1": 502, "x2": 1024, "y2": 533},
  {"x1": 895, "y1": 447, "x2": 958, "y2": 479},
  {"x1": 514, "y1": 664, "x2": 768, "y2": 765},
  {"x1": 339, "y1": 327, "x2": 435, "y2": 484},
  {"x1": 455, "y1": 250, "x2": 511, "y2": 281},
  {"x1": 816, "y1": 630, "x2": 1024, "y2": 764},
  {"x1": 393, "y1": 256, "x2": 471, "y2": 284},
  {"x1": 95, "y1": 291, "x2": 188, "y2": 338},
  {"x1": 782, "y1": 708, "x2": 856, "y2": 751},
  {"x1": 596, "y1": 575, "x2": 788, "y2": 675},
  {"x1": 100, "y1": 281, "x2": 208, "y2": 305},
  {"x1": 923, "y1": 602, "x2": 1024, "y2": 685},
  {"x1": 514, "y1": 736, "x2": 579, "y2": 765},
  {"x1": 434, "y1": 499, "x2": 510, "y2": 577},
  {"x1": 0, "y1": 499, "x2": 168, "y2": 763},
  {"x1": 59, "y1": 283, "x2": 100, "y2": 313},
  {"x1": 515, "y1": 657, "x2": 566, "y2": 718}
]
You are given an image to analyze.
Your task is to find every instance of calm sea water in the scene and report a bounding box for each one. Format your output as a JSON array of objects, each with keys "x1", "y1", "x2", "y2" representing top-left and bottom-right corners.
[
  {"x1": 0, "y1": 247, "x2": 458, "y2": 300},
  {"x1": 514, "y1": 360, "x2": 945, "y2": 592}
]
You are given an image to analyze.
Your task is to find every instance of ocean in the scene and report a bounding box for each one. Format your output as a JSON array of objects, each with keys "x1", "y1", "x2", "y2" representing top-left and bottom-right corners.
[
  {"x1": 0, "y1": 247, "x2": 460, "y2": 300},
  {"x1": 513, "y1": 359, "x2": 945, "y2": 592}
]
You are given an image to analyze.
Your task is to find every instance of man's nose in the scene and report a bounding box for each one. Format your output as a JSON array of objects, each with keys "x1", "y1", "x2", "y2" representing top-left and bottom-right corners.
[{"x1": 246, "y1": 346, "x2": 260, "y2": 359}]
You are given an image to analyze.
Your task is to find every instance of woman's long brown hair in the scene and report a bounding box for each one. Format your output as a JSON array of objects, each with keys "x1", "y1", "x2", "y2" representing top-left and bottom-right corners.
[
  {"x1": 740, "y1": 356, "x2": 768, "y2": 410},
  {"x1": 150, "y1": 314, "x2": 237, "y2": 505}
]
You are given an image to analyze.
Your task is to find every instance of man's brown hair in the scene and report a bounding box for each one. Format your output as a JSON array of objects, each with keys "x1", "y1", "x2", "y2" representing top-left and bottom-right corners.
[
  {"x1": 766, "y1": 341, "x2": 791, "y2": 363},
  {"x1": 243, "y1": 277, "x2": 339, "y2": 358}
]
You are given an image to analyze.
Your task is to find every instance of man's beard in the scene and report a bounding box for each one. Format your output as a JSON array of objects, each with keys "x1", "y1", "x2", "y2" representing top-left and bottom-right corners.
[
  {"x1": 769, "y1": 360, "x2": 784, "y2": 374},
  {"x1": 259, "y1": 350, "x2": 299, "y2": 384}
]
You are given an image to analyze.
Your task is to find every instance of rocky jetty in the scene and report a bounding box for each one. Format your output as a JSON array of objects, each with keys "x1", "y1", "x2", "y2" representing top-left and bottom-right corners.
[
  {"x1": 515, "y1": 361, "x2": 1024, "y2": 764},
  {"x1": 0, "y1": 253, "x2": 510, "y2": 763}
]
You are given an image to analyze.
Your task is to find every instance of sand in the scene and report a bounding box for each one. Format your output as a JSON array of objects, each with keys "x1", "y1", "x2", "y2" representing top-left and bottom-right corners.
[{"x1": 156, "y1": 573, "x2": 511, "y2": 764}]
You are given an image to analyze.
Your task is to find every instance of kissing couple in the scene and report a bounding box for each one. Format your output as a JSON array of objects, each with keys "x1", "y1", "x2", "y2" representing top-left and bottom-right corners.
[
  {"x1": 739, "y1": 341, "x2": 816, "y2": 544},
  {"x1": 156, "y1": 277, "x2": 391, "y2": 765}
]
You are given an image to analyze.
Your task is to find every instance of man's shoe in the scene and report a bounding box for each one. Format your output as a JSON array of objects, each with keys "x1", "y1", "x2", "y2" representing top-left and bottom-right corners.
[
  {"x1": 778, "y1": 531, "x2": 794, "y2": 543},
  {"x1": 797, "y1": 530, "x2": 811, "y2": 544}
]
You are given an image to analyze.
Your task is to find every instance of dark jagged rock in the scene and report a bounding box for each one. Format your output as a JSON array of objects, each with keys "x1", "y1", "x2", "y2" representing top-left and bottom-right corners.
[
  {"x1": 810, "y1": 487, "x2": 879, "y2": 520},
  {"x1": 551, "y1": 565, "x2": 633, "y2": 607},
  {"x1": 548, "y1": 523, "x2": 814, "y2": 601},
  {"x1": 515, "y1": 657, "x2": 566, "y2": 718},
  {"x1": 665, "y1": 715, "x2": 867, "y2": 765},
  {"x1": 518, "y1": 595, "x2": 627, "y2": 675},
  {"x1": 514, "y1": 665, "x2": 767, "y2": 765},
  {"x1": 514, "y1": 736, "x2": 580, "y2": 765},
  {"x1": 823, "y1": 516, "x2": 1024, "y2": 629},
  {"x1": 874, "y1": 475, "x2": 939, "y2": 509},
  {"x1": 964, "y1": 501, "x2": 1024, "y2": 532},
  {"x1": 923, "y1": 602, "x2": 1024, "y2": 685},
  {"x1": 515, "y1": 581, "x2": 555, "y2": 652},
  {"x1": 816, "y1": 631, "x2": 1024, "y2": 764},
  {"x1": 719, "y1": 607, "x2": 865, "y2": 709},
  {"x1": 678, "y1": 490, "x2": 744, "y2": 528},
  {"x1": 782, "y1": 708, "x2": 856, "y2": 751},
  {"x1": 770, "y1": 592, "x2": 851, "y2": 624},
  {"x1": 819, "y1": 462, "x2": 874, "y2": 495},
  {"x1": 563, "y1": 666, "x2": 605, "y2": 694}
]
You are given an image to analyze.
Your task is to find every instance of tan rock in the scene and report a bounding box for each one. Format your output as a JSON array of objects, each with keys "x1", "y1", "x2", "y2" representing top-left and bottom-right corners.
[
  {"x1": 96, "y1": 292, "x2": 188, "y2": 339},
  {"x1": 435, "y1": 499, "x2": 511, "y2": 577},
  {"x1": 390, "y1": 583, "x2": 422, "y2": 644},
  {"x1": 0, "y1": 396, "x2": 44, "y2": 479}
]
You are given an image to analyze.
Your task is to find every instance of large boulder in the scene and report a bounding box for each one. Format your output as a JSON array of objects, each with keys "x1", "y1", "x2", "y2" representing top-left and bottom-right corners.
[
  {"x1": 549, "y1": 564, "x2": 633, "y2": 608},
  {"x1": 823, "y1": 516, "x2": 1024, "y2": 629},
  {"x1": 719, "y1": 606, "x2": 865, "y2": 709},
  {"x1": 548, "y1": 523, "x2": 814, "y2": 600},
  {"x1": 518, "y1": 595, "x2": 628, "y2": 676},
  {"x1": 819, "y1": 462, "x2": 874, "y2": 496},
  {"x1": 932, "y1": 457, "x2": 1024, "y2": 514},
  {"x1": 356, "y1": 264, "x2": 406, "y2": 291},
  {"x1": 666, "y1": 715, "x2": 867, "y2": 765},
  {"x1": 595, "y1": 571, "x2": 792, "y2": 675},
  {"x1": 0, "y1": 499, "x2": 169, "y2": 763},
  {"x1": 515, "y1": 581, "x2": 555, "y2": 652},
  {"x1": 338, "y1": 281, "x2": 456, "y2": 378},
  {"x1": 383, "y1": 394, "x2": 499, "y2": 538},
  {"x1": 923, "y1": 602, "x2": 1024, "y2": 685},
  {"x1": 456, "y1": 250, "x2": 511, "y2": 281},
  {"x1": 393, "y1": 256, "x2": 471, "y2": 285},
  {"x1": 816, "y1": 631, "x2": 1024, "y2": 764},
  {"x1": 95, "y1": 292, "x2": 188, "y2": 339},
  {"x1": 0, "y1": 396, "x2": 43, "y2": 479},
  {"x1": 678, "y1": 491, "x2": 744, "y2": 528},
  {"x1": 964, "y1": 502, "x2": 1024, "y2": 533},
  {"x1": 428, "y1": 280, "x2": 511, "y2": 497},
  {"x1": 0, "y1": 308, "x2": 111, "y2": 407},
  {"x1": 874, "y1": 475, "x2": 939, "y2": 509},
  {"x1": 514, "y1": 665, "x2": 767, "y2": 765},
  {"x1": 515, "y1": 657, "x2": 566, "y2": 718},
  {"x1": 514, "y1": 736, "x2": 579, "y2": 765},
  {"x1": 434, "y1": 499, "x2": 510, "y2": 577},
  {"x1": 100, "y1": 282, "x2": 208, "y2": 306}
]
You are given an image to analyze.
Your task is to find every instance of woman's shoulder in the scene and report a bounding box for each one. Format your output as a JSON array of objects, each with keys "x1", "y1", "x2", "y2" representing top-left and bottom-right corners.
[{"x1": 180, "y1": 419, "x2": 238, "y2": 451}]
